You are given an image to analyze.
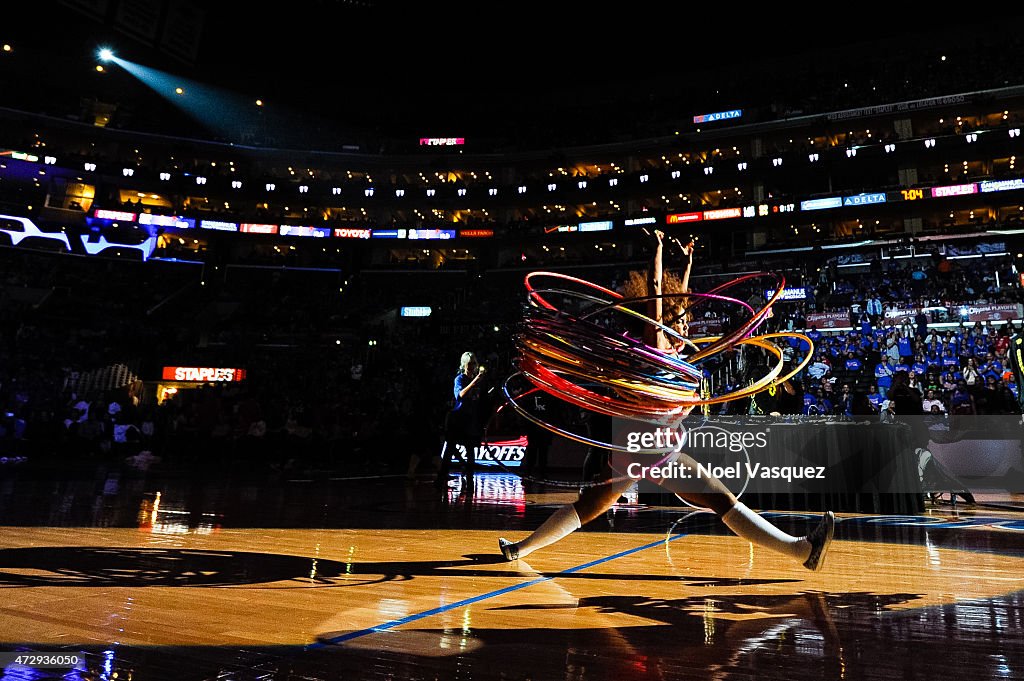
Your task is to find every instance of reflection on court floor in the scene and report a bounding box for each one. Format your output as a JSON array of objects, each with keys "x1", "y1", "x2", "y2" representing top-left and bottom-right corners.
[{"x1": 0, "y1": 474, "x2": 1023, "y2": 680}]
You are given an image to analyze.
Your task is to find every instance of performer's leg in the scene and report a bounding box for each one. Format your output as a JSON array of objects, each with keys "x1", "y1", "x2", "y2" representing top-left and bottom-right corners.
[
  {"x1": 656, "y1": 450, "x2": 834, "y2": 570},
  {"x1": 499, "y1": 455, "x2": 833, "y2": 571},
  {"x1": 499, "y1": 477, "x2": 634, "y2": 560}
]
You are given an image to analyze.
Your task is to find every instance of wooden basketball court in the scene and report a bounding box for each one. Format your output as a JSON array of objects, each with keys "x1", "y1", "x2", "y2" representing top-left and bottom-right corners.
[{"x1": 1, "y1": 472, "x2": 1023, "y2": 680}]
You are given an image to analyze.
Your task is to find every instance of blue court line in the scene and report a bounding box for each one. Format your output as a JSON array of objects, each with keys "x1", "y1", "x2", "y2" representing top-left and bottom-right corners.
[{"x1": 311, "y1": 532, "x2": 689, "y2": 648}]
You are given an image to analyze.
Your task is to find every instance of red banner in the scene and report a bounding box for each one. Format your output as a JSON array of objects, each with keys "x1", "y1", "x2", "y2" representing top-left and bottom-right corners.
[
  {"x1": 667, "y1": 212, "x2": 702, "y2": 224},
  {"x1": 966, "y1": 304, "x2": 1023, "y2": 322},
  {"x1": 883, "y1": 307, "x2": 919, "y2": 323},
  {"x1": 688, "y1": 318, "x2": 723, "y2": 335},
  {"x1": 805, "y1": 312, "x2": 850, "y2": 329}
]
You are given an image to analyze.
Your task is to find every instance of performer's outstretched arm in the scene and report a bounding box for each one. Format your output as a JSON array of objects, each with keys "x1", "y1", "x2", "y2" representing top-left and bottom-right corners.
[{"x1": 645, "y1": 229, "x2": 665, "y2": 349}]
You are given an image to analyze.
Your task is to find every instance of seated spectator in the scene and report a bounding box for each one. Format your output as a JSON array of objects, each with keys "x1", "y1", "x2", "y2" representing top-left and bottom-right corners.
[
  {"x1": 963, "y1": 357, "x2": 981, "y2": 388},
  {"x1": 949, "y1": 380, "x2": 976, "y2": 415},
  {"x1": 807, "y1": 353, "x2": 831, "y2": 381},
  {"x1": 907, "y1": 371, "x2": 923, "y2": 393},
  {"x1": 922, "y1": 389, "x2": 946, "y2": 414},
  {"x1": 911, "y1": 354, "x2": 929, "y2": 377},
  {"x1": 802, "y1": 390, "x2": 819, "y2": 415},
  {"x1": 843, "y1": 350, "x2": 864, "y2": 383},
  {"x1": 866, "y1": 384, "x2": 883, "y2": 411},
  {"x1": 837, "y1": 383, "x2": 854, "y2": 415}
]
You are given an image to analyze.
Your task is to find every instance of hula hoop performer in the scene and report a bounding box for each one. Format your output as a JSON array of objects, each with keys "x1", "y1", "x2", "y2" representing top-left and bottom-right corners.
[{"x1": 497, "y1": 231, "x2": 834, "y2": 570}]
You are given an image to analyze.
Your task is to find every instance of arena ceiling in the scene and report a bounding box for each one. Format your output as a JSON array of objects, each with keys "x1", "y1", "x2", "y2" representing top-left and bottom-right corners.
[{"x1": 5, "y1": 4, "x2": 1023, "y2": 142}]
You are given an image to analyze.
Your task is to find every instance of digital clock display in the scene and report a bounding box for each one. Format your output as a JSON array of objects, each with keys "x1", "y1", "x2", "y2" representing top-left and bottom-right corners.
[{"x1": 900, "y1": 188, "x2": 924, "y2": 201}]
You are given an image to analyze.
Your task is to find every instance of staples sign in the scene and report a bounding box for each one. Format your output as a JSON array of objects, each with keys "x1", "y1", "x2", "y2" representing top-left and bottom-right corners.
[{"x1": 162, "y1": 366, "x2": 246, "y2": 382}]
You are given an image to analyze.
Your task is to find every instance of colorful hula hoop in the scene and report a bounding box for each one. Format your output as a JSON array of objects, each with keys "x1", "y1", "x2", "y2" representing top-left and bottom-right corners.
[{"x1": 481, "y1": 270, "x2": 814, "y2": 489}]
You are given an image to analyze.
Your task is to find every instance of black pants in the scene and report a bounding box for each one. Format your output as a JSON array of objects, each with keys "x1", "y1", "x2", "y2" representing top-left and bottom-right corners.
[
  {"x1": 438, "y1": 411, "x2": 479, "y2": 479},
  {"x1": 439, "y1": 437, "x2": 477, "y2": 477}
]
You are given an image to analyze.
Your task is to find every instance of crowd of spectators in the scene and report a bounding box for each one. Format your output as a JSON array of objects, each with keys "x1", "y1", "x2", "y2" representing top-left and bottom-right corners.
[
  {"x1": 795, "y1": 319, "x2": 1021, "y2": 418},
  {"x1": 2, "y1": 238, "x2": 1023, "y2": 478}
]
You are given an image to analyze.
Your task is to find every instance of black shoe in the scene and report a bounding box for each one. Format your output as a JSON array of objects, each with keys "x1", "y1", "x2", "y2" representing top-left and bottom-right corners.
[
  {"x1": 802, "y1": 511, "x2": 835, "y2": 572},
  {"x1": 957, "y1": 491, "x2": 976, "y2": 505},
  {"x1": 498, "y1": 538, "x2": 519, "y2": 561}
]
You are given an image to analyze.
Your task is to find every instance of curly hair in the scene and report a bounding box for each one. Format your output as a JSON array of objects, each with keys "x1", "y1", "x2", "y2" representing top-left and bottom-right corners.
[{"x1": 620, "y1": 269, "x2": 690, "y2": 325}]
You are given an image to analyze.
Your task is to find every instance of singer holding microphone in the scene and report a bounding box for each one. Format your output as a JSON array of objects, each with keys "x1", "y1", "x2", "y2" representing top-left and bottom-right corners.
[{"x1": 436, "y1": 352, "x2": 487, "y2": 490}]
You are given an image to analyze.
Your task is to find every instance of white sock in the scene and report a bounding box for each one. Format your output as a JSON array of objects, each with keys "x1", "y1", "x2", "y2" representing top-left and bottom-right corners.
[
  {"x1": 514, "y1": 505, "x2": 582, "y2": 559},
  {"x1": 721, "y1": 502, "x2": 809, "y2": 562},
  {"x1": 916, "y1": 448, "x2": 933, "y2": 482}
]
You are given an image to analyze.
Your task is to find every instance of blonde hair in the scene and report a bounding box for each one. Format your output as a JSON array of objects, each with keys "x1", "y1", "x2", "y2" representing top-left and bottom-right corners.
[{"x1": 459, "y1": 352, "x2": 478, "y2": 373}]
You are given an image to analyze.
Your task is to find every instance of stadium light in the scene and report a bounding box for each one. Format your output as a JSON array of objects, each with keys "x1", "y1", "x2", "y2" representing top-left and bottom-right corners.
[{"x1": 98, "y1": 48, "x2": 114, "y2": 62}]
